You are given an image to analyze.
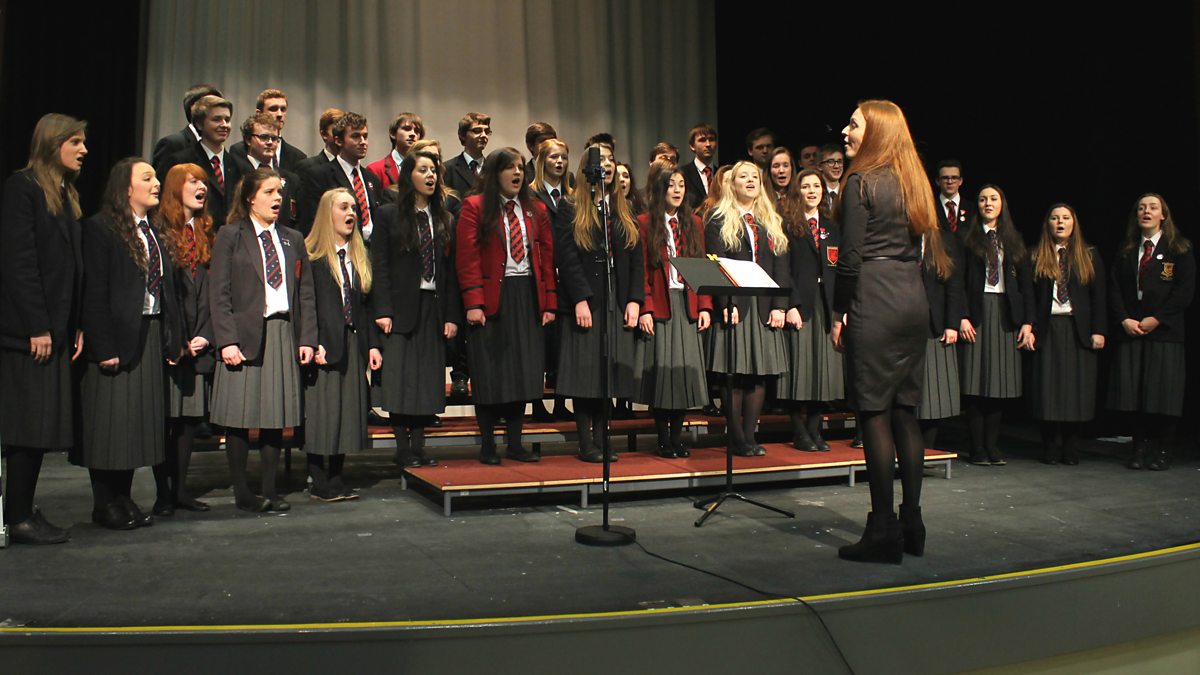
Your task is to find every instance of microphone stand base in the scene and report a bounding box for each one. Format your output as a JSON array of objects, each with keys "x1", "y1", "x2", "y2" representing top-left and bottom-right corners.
[{"x1": 575, "y1": 524, "x2": 637, "y2": 546}]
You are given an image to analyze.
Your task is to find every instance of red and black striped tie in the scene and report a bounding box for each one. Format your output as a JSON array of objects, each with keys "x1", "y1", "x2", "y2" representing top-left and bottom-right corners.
[
  {"x1": 351, "y1": 167, "x2": 371, "y2": 228},
  {"x1": 260, "y1": 231, "x2": 282, "y2": 289},
  {"x1": 742, "y1": 212, "x2": 759, "y2": 262},
  {"x1": 809, "y1": 217, "x2": 820, "y2": 248},
  {"x1": 139, "y1": 220, "x2": 162, "y2": 302},
  {"x1": 986, "y1": 230, "x2": 1000, "y2": 286},
  {"x1": 210, "y1": 155, "x2": 224, "y2": 191},
  {"x1": 418, "y1": 211, "x2": 434, "y2": 281},
  {"x1": 1056, "y1": 248, "x2": 1070, "y2": 304},
  {"x1": 505, "y1": 201, "x2": 525, "y2": 264},
  {"x1": 338, "y1": 249, "x2": 353, "y2": 326},
  {"x1": 1138, "y1": 240, "x2": 1154, "y2": 289}
]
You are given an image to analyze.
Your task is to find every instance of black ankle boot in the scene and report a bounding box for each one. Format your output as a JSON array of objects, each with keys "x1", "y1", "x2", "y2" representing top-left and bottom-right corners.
[
  {"x1": 839, "y1": 511, "x2": 903, "y2": 564},
  {"x1": 899, "y1": 504, "x2": 925, "y2": 557}
]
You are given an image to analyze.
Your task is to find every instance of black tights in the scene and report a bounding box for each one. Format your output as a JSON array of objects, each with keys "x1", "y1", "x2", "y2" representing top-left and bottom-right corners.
[
  {"x1": 965, "y1": 396, "x2": 1004, "y2": 452},
  {"x1": 789, "y1": 402, "x2": 825, "y2": 439},
  {"x1": 1132, "y1": 412, "x2": 1178, "y2": 447},
  {"x1": 391, "y1": 414, "x2": 430, "y2": 457},
  {"x1": 89, "y1": 468, "x2": 135, "y2": 511},
  {"x1": 226, "y1": 428, "x2": 283, "y2": 501},
  {"x1": 2, "y1": 446, "x2": 45, "y2": 523},
  {"x1": 919, "y1": 419, "x2": 939, "y2": 450},
  {"x1": 154, "y1": 419, "x2": 199, "y2": 504},
  {"x1": 477, "y1": 402, "x2": 526, "y2": 451},
  {"x1": 306, "y1": 453, "x2": 346, "y2": 490},
  {"x1": 859, "y1": 405, "x2": 925, "y2": 515},
  {"x1": 653, "y1": 409, "x2": 686, "y2": 447},
  {"x1": 573, "y1": 398, "x2": 609, "y2": 453},
  {"x1": 723, "y1": 376, "x2": 766, "y2": 449}
]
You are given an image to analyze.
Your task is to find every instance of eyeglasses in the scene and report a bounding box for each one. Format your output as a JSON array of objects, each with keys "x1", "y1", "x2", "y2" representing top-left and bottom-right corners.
[
  {"x1": 252, "y1": 134, "x2": 281, "y2": 144},
  {"x1": 820, "y1": 158, "x2": 844, "y2": 167},
  {"x1": 938, "y1": 176, "x2": 962, "y2": 182}
]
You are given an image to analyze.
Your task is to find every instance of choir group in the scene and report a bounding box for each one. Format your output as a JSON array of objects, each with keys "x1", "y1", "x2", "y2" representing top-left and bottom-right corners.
[{"x1": 0, "y1": 85, "x2": 1192, "y2": 555}]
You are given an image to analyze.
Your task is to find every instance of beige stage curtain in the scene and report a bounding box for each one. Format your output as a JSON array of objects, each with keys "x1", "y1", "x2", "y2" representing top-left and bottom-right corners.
[{"x1": 142, "y1": 0, "x2": 716, "y2": 172}]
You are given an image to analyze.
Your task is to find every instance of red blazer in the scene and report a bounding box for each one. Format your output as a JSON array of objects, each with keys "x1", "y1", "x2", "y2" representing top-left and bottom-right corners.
[
  {"x1": 637, "y1": 213, "x2": 713, "y2": 320},
  {"x1": 456, "y1": 195, "x2": 556, "y2": 316},
  {"x1": 367, "y1": 153, "x2": 399, "y2": 188}
]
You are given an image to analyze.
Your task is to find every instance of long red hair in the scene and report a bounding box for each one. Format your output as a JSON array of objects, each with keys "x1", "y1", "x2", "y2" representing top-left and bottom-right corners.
[{"x1": 155, "y1": 163, "x2": 214, "y2": 268}]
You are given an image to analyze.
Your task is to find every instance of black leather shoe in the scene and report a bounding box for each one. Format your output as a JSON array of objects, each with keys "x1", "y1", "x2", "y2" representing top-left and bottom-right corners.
[
  {"x1": 430, "y1": 415, "x2": 444, "y2": 428},
  {"x1": 655, "y1": 444, "x2": 678, "y2": 458},
  {"x1": 93, "y1": 502, "x2": 138, "y2": 531},
  {"x1": 236, "y1": 496, "x2": 270, "y2": 513},
  {"x1": 578, "y1": 449, "x2": 604, "y2": 463},
  {"x1": 176, "y1": 497, "x2": 211, "y2": 512},
  {"x1": 120, "y1": 496, "x2": 153, "y2": 527},
  {"x1": 479, "y1": 448, "x2": 501, "y2": 465},
  {"x1": 11, "y1": 510, "x2": 70, "y2": 544},
  {"x1": 265, "y1": 496, "x2": 291, "y2": 512},
  {"x1": 752, "y1": 445, "x2": 767, "y2": 456},
  {"x1": 839, "y1": 511, "x2": 903, "y2": 564},
  {"x1": 671, "y1": 442, "x2": 691, "y2": 458},
  {"x1": 402, "y1": 455, "x2": 423, "y2": 468},
  {"x1": 309, "y1": 484, "x2": 345, "y2": 502},
  {"x1": 968, "y1": 450, "x2": 990, "y2": 466},
  {"x1": 730, "y1": 444, "x2": 756, "y2": 457},
  {"x1": 152, "y1": 500, "x2": 176, "y2": 517},
  {"x1": 604, "y1": 450, "x2": 619, "y2": 463},
  {"x1": 850, "y1": 438, "x2": 864, "y2": 449},
  {"x1": 702, "y1": 403, "x2": 722, "y2": 417},
  {"x1": 988, "y1": 449, "x2": 1007, "y2": 466},
  {"x1": 420, "y1": 455, "x2": 439, "y2": 466},
  {"x1": 812, "y1": 433, "x2": 831, "y2": 451},
  {"x1": 450, "y1": 376, "x2": 469, "y2": 397},
  {"x1": 508, "y1": 446, "x2": 539, "y2": 463}
]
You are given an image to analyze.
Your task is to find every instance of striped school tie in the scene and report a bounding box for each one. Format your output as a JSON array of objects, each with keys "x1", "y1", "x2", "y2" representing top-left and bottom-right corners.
[
  {"x1": 139, "y1": 220, "x2": 162, "y2": 302},
  {"x1": 505, "y1": 201, "x2": 525, "y2": 264},
  {"x1": 418, "y1": 211, "x2": 434, "y2": 281},
  {"x1": 351, "y1": 167, "x2": 371, "y2": 228},
  {"x1": 338, "y1": 249, "x2": 353, "y2": 326},
  {"x1": 260, "y1": 231, "x2": 283, "y2": 289}
]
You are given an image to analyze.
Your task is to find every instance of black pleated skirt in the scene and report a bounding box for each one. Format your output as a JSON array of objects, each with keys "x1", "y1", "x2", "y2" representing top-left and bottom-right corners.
[
  {"x1": 0, "y1": 344, "x2": 74, "y2": 450},
  {"x1": 379, "y1": 291, "x2": 446, "y2": 415},
  {"x1": 959, "y1": 293, "x2": 1022, "y2": 399},
  {"x1": 557, "y1": 280, "x2": 639, "y2": 399},
  {"x1": 845, "y1": 260, "x2": 927, "y2": 411},
  {"x1": 76, "y1": 317, "x2": 166, "y2": 470},
  {"x1": 303, "y1": 326, "x2": 369, "y2": 455},
  {"x1": 210, "y1": 316, "x2": 303, "y2": 429},
  {"x1": 167, "y1": 361, "x2": 209, "y2": 419},
  {"x1": 918, "y1": 337, "x2": 961, "y2": 420},
  {"x1": 1105, "y1": 339, "x2": 1186, "y2": 417},
  {"x1": 777, "y1": 306, "x2": 844, "y2": 402},
  {"x1": 1029, "y1": 316, "x2": 1097, "y2": 421},
  {"x1": 466, "y1": 276, "x2": 544, "y2": 405},
  {"x1": 706, "y1": 300, "x2": 786, "y2": 376},
  {"x1": 631, "y1": 290, "x2": 708, "y2": 409}
]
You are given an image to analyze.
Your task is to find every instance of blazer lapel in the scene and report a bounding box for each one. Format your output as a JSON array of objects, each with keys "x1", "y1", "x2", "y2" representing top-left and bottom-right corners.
[{"x1": 239, "y1": 222, "x2": 266, "y2": 283}]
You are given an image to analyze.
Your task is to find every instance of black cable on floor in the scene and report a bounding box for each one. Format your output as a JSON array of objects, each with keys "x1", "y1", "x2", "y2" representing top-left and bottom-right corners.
[{"x1": 629, "y1": 537, "x2": 856, "y2": 675}]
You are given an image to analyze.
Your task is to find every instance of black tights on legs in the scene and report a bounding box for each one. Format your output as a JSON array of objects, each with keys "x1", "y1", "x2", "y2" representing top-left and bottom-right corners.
[
  {"x1": 723, "y1": 376, "x2": 766, "y2": 449},
  {"x1": 859, "y1": 405, "x2": 925, "y2": 515},
  {"x1": 3, "y1": 446, "x2": 44, "y2": 523},
  {"x1": 259, "y1": 429, "x2": 283, "y2": 499},
  {"x1": 965, "y1": 396, "x2": 1003, "y2": 452},
  {"x1": 225, "y1": 428, "x2": 254, "y2": 502}
]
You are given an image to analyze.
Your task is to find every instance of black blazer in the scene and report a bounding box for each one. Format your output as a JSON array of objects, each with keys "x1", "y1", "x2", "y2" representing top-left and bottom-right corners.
[
  {"x1": 309, "y1": 256, "x2": 379, "y2": 367},
  {"x1": 786, "y1": 213, "x2": 838, "y2": 327},
  {"x1": 934, "y1": 194, "x2": 969, "y2": 234},
  {"x1": 1109, "y1": 239, "x2": 1195, "y2": 343},
  {"x1": 443, "y1": 153, "x2": 479, "y2": 197},
  {"x1": 173, "y1": 251, "x2": 216, "y2": 374},
  {"x1": 80, "y1": 214, "x2": 183, "y2": 367},
  {"x1": 0, "y1": 170, "x2": 84, "y2": 350},
  {"x1": 680, "y1": 161, "x2": 712, "y2": 212},
  {"x1": 151, "y1": 126, "x2": 196, "y2": 175},
  {"x1": 294, "y1": 150, "x2": 334, "y2": 180},
  {"x1": 370, "y1": 203, "x2": 464, "y2": 335},
  {"x1": 922, "y1": 232, "x2": 968, "y2": 338},
  {"x1": 208, "y1": 219, "x2": 317, "y2": 361},
  {"x1": 1033, "y1": 246, "x2": 1106, "y2": 348},
  {"x1": 704, "y1": 212, "x2": 791, "y2": 320},
  {"x1": 553, "y1": 199, "x2": 645, "y2": 312},
  {"x1": 160, "y1": 141, "x2": 244, "y2": 230},
  {"x1": 297, "y1": 158, "x2": 381, "y2": 238},
  {"x1": 962, "y1": 240, "x2": 1036, "y2": 329},
  {"x1": 228, "y1": 137, "x2": 307, "y2": 172}
]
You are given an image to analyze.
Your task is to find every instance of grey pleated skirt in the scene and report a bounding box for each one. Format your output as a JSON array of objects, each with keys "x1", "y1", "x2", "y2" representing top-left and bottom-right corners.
[
  {"x1": 706, "y1": 300, "x2": 786, "y2": 376},
  {"x1": 845, "y1": 260, "x2": 927, "y2": 411},
  {"x1": 778, "y1": 306, "x2": 844, "y2": 402},
  {"x1": 959, "y1": 293, "x2": 1022, "y2": 399},
  {"x1": 0, "y1": 345, "x2": 74, "y2": 449},
  {"x1": 557, "y1": 283, "x2": 639, "y2": 399},
  {"x1": 303, "y1": 327, "x2": 368, "y2": 455},
  {"x1": 1105, "y1": 339, "x2": 1185, "y2": 417},
  {"x1": 1030, "y1": 316, "x2": 1097, "y2": 421},
  {"x1": 210, "y1": 316, "x2": 303, "y2": 429},
  {"x1": 632, "y1": 290, "x2": 708, "y2": 409},
  {"x1": 466, "y1": 276, "x2": 544, "y2": 405},
  {"x1": 379, "y1": 291, "x2": 446, "y2": 415},
  {"x1": 77, "y1": 317, "x2": 166, "y2": 470},
  {"x1": 918, "y1": 337, "x2": 961, "y2": 420},
  {"x1": 167, "y1": 361, "x2": 209, "y2": 419}
]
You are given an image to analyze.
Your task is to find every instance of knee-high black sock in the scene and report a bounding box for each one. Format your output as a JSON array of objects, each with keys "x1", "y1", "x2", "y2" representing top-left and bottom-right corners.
[
  {"x1": 805, "y1": 405, "x2": 824, "y2": 440},
  {"x1": 653, "y1": 409, "x2": 670, "y2": 447},
  {"x1": 789, "y1": 406, "x2": 806, "y2": 438},
  {"x1": 260, "y1": 429, "x2": 282, "y2": 499},
  {"x1": 116, "y1": 469, "x2": 135, "y2": 500},
  {"x1": 391, "y1": 418, "x2": 412, "y2": 455},
  {"x1": 505, "y1": 402, "x2": 526, "y2": 450},
  {"x1": 1040, "y1": 422, "x2": 1060, "y2": 456},
  {"x1": 176, "y1": 421, "x2": 198, "y2": 501},
  {"x1": 307, "y1": 453, "x2": 329, "y2": 491},
  {"x1": 89, "y1": 468, "x2": 119, "y2": 511},
  {"x1": 892, "y1": 406, "x2": 925, "y2": 508},
  {"x1": 669, "y1": 411, "x2": 685, "y2": 446},
  {"x1": 983, "y1": 399, "x2": 1003, "y2": 452},
  {"x1": 1062, "y1": 422, "x2": 1080, "y2": 461},
  {"x1": 592, "y1": 399, "x2": 609, "y2": 452},
  {"x1": 3, "y1": 446, "x2": 44, "y2": 523},
  {"x1": 328, "y1": 454, "x2": 346, "y2": 482},
  {"x1": 225, "y1": 429, "x2": 254, "y2": 502},
  {"x1": 723, "y1": 383, "x2": 746, "y2": 448},
  {"x1": 859, "y1": 409, "x2": 897, "y2": 515},
  {"x1": 920, "y1": 419, "x2": 938, "y2": 450},
  {"x1": 742, "y1": 379, "x2": 766, "y2": 446},
  {"x1": 155, "y1": 423, "x2": 181, "y2": 502},
  {"x1": 477, "y1": 404, "x2": 499, "y2": 452},
  {"x1": 965, "y1": 396, "x2": 984, "y2": 451},
  {"x1": 574, "y1": 399, "x2": 596, "y2": 454}
]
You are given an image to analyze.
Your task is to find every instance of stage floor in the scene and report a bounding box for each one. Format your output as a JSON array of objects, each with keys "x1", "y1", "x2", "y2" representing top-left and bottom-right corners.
[{"x1": 1, "y1": 422, "x2": 1197, "y2": 628}]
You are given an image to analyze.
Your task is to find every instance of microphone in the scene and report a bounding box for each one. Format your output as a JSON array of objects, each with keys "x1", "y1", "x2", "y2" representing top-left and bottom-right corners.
[{"x1": 583, "y1": 145, "x2": 604, "y2": 185}]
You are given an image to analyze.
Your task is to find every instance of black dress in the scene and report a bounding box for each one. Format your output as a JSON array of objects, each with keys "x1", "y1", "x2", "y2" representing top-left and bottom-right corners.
[{"x1": 834, "y1": 172, "x2": 928, "y2": 412}]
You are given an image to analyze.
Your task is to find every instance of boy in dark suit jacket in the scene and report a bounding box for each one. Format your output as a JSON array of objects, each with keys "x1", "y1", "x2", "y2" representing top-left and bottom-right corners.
[
  {"x1": 228, "y1": 88, "x2": 306, "y2": 171},
  {"x1": 160, "y1": 95, "x2": 242, "y2": 229},
  {"x1": 151, "y1": 84, "x2": 221, "y2": 172},
  {"x1": 368, "y1": 112, "x2": 424, "y2": 188},
  {"x1": 297, "y1": 112, "x2": 380, "y2": 240},
  {"x1": 443, "y1": 112, "x2": 491, "y2": 197},
  {"x1": 681, "y1": 123, "x2": 718, "y2": 212}
]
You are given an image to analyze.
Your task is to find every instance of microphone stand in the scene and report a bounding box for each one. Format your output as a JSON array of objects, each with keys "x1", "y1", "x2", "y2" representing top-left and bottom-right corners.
[{"x1": 576, "y1": 177, "x2": 635, "y2": 546}]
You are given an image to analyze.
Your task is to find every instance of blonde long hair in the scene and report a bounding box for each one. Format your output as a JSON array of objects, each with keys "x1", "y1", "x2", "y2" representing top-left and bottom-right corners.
[
  {"x1": 305, "y1": 188, "x2": 372, "y2": 293},
  {"x1": 711, "y1": 161, "x2": 787, "y2": 254},
  {"x1": 570, "y1": 142, "x2": 638, "y2": 251},
  {"x1": 1033, "y1": 203, "x2": 1095, "y2": 286},
  {"x1": 25, "y1": 113, "x2": 86, "y2": 219}
]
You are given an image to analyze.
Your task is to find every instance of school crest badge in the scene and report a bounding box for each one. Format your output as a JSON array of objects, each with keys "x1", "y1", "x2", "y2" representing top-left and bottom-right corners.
[
  {"x1": 826, "y1": 246, "x2": 839, "y2": 266},
  {"x1": 1161, "y1": 262, "x2": 1175, "y2": 280}
]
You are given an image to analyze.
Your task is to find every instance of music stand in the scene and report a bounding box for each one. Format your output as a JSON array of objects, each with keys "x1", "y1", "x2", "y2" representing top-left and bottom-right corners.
[
  {"x1": 670, "y1": 256, "x2": 796, "y2": 527},
  {"x1": 0, "y1": 434, "x2": 7, "y2": 547}
]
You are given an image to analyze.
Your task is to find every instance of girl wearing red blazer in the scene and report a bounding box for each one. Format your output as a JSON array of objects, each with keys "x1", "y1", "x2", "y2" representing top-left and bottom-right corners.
[
  {"x1": 633, "y1": 161, "x2": 712, "y2": 457},
  {"x1": 0, "y1": 114, "x2": 86, "y2": 544},
  {"x1": 455, "y1": 147, "x2": 556, "y2": 465}
]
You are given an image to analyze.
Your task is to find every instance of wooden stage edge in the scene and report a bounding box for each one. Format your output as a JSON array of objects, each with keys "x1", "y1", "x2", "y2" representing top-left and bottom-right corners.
[{"x1": 401, "y1": 441, "x2": 956, "y2": 516}]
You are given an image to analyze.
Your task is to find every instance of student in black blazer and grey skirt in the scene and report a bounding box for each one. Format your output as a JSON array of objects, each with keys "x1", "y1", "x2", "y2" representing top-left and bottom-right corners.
[
  {"x1": 371, "y1": 151, "x2": 463, "y2": 467},
  {"x1": 209, "y1": 167, "x2": 317, "y2": 512},
  {"x1": 0, "y1": 113, "x2": 87, "y2": 544},
  {"x1": 917, "y1": 222, "x2": 967, "y2": 451},
  {"x1": 1106, "y1": 193, "x2": 1194, "y2": 470},
  {"x1": 704, "y1": 161, "x2": 791, "y2": 456},
  {"x1": 1028, "y1": 204, "x2": 1106, "y2": 465},
  {"x1": 958, "y1": 185, "x2": 1035, "y2": 466},
  {"x1": 302, "y1": 188, "x2": 382, "y2": 500},
  {"x1": 77, "y1": 158, "x2": 184, "y2": 531}
]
